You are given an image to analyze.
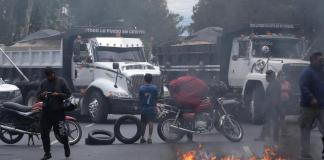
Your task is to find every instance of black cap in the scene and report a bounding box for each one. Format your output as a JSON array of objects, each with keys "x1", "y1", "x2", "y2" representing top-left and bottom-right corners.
[{"x1": 44, "y1": 67, "x2": 55, "y2": 76}]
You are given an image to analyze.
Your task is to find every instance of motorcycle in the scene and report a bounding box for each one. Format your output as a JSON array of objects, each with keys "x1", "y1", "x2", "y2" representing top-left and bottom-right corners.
[
  {"x1": 157, "y1": 97, "x2": 244, "y2": 143},
  {"x1": 0, "y1": 99, "x2": 82, "y2": 145}
]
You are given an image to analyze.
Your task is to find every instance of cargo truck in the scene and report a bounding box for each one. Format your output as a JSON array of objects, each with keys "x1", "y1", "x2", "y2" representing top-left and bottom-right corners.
[{"x1": 0, "y1": 27, "x2": 165, "y2": 123}]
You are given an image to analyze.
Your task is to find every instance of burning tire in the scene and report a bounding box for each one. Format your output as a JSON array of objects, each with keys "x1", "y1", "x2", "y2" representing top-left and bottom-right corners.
[
  {"x1": 85, "y1": 129, "x2": 115, "y2": 145},
  {"x1": 157, "y1": 116, "x2": 185, "y2": 143},
  {"x1": 0, "y1": 129, "x2": 24, "y2": 144},
  {"x1": 87, "y1": 90, "x2": 108, "y2": 123},
  {"x1": 114, "y1": 115, "x2": 141, "y2": 144}
]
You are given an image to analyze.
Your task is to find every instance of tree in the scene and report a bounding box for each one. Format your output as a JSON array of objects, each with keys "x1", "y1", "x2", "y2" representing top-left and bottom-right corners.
[
  {"x1": 0, "y1": 0, "x2": 182, "y2": 46},
  {"x1": 190, "y1": 0, "x2": 324, "y2": 51},
  {"x1": 69, "y1": 0, "x2": 183, "y2": 45}
]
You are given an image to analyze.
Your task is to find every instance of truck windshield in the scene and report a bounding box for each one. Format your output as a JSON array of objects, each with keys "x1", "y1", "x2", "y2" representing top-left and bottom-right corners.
[
  {"x1": 252, "y1": 38, "x2": 304, "y2": 58},
  {"x1": 94, "y1": 47, "x2": 145, "y2": 62}
]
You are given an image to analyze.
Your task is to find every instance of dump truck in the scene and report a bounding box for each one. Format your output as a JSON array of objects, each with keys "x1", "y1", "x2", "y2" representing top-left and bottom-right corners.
[
  {"x1": 0, "y1": 27, "x2": 166, "y2": 123},
  {"x1": 156, "y1": 24, "x2": 309, "y2": 123}
]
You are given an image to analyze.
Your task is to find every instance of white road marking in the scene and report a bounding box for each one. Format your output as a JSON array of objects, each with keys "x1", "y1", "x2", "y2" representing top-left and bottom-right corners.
[
  {"x1": 85, "y1": 123, "x2": 95, "y2": 128},
  {"x1": 51, "y1": 140, "x2": 58, "y2": 145},
  {"x1": 242, "y1": 146, "x2": 254, "y2": 157},
  {"x1": 40, "y1": 140, "x2": 58, "y2": 149}
]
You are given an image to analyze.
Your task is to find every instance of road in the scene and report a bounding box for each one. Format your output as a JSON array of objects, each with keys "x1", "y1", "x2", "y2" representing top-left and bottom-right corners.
[{"x1": 0, "y1": 116, "x2": 322, "y2": 160}]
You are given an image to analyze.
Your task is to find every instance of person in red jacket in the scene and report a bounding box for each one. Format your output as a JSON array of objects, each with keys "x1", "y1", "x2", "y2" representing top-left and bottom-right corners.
[{"x1": 169, "y1": 72, "x2": 209, "y2": 142}]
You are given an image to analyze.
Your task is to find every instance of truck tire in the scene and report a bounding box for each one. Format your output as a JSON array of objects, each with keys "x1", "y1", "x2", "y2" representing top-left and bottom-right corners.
[
  {"x1": 25, "y1": 90, "x2": 37, "y2": 106},
  {"x1": 114, "y1": 115, "x2": 141, "y2": 144},
  {"x1": 87, "y1": 90, "x2": 108, "y2": 123},
  {"x1": 250, "y1": 85, "x2": 265, "y2": 124}
]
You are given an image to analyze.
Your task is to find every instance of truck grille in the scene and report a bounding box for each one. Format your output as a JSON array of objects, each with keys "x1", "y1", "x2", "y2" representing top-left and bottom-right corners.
[
  {"x1": 0, "y1": 92, "x2": 11, "y2": 100},
  {"x1": 282, "y1": 63, "x2": 308, "y2": 93},
  {"x1": 129, "y1": 75, "x2": 163, "y2": 97}
]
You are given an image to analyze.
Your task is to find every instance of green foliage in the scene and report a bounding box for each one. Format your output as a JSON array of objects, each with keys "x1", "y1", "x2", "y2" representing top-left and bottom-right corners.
[{"x1": 0, "y1": 0, "x2": 182, "y2": 45}]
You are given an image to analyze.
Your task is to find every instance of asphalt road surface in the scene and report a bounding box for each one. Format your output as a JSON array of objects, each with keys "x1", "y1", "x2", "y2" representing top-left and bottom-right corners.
[{"x1": 0, "y1": 116, "x2": 322, "y2": 160}]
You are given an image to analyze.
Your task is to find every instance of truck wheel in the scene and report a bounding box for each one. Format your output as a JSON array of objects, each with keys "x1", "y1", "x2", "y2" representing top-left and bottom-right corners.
[
  {"x1": 25, "y1": 90, "x2": 37, "y2": 106},
  {"x1": 87, "y1": 91, "x2": 107, "y2": 123},
  {"x1": 250, "y1": 85, "x2": 265, "y2": 124}
]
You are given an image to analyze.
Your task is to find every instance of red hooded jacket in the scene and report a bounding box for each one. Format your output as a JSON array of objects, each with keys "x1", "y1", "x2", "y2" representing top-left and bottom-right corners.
[{"x1": 169, "y1": 76, "x2": 209, "y2": 110}]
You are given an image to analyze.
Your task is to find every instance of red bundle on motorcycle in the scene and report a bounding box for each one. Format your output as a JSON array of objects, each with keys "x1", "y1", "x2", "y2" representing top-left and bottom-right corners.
[{"x1": 169, "y1": 76, "x2": 210, "y2": 111}]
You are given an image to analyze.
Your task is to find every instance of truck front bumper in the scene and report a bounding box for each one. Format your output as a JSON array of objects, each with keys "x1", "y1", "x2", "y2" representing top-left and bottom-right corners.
[{"x1": 109, "y1": 97, "x2": 140, "y2": 115}]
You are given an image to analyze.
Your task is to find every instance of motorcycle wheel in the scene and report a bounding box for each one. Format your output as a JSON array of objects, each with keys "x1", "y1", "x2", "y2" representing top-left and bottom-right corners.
[
  {"x1": 55, "y1": 119, "x2": 82, "y2": 145},
  {"x1": 221, "y1": 116, "x2": 244, "y2": 142},
  {"x1": 0, "y1": 129, "x2": 24, "y2": 144},
  {"x1": 157, "y1": 116, "x2": 184, "y2": 143}
]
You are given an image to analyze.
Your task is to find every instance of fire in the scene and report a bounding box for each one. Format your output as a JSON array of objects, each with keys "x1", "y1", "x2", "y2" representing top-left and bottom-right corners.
[
  {"x1": 179, "y1": 150, "x2": 196, "y2": 160},
  {"x1": 177, "y1": 145, "x2": 289, "y2": 160}
]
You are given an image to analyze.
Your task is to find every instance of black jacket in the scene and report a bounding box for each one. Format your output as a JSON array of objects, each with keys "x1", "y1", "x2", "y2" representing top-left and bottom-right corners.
[
  {"x1": 299, "y1": 66, "x2": 324, "y2": 108},
  {"x1": 265, "y1": 79, "x2": 282, "y2": 109},
  {"x1": 37, "y1": 77, "x2": 71, "y2": 112}
]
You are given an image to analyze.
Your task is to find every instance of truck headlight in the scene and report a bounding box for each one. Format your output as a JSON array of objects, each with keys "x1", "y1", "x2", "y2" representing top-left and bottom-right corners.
[
  {"x1": 107, "y1": 91, "x2": 130, "y2": 98},
  {"x1": 254, "y1": 59, "x2": 266, "y2": 73},
  {"x1": 11, "y1": 90, "x2": 21, "y2": 98}
]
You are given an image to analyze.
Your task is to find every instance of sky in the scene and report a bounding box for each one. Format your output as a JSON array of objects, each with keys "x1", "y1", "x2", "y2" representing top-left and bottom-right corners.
[{"x1": 167, "y1": 0, "x2": 199, "y2": 27}]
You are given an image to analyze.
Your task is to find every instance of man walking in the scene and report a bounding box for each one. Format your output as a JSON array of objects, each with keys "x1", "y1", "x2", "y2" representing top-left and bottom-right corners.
[
  {"x1": 255, "y1": 70, "x2": 281, "y2": 142},
  {"x1": 299, "y1": 52, "x2": 324, "y2": 160},
  {"x1": 37, "y1": 67, "x2": 71, "y2": 160},
  {"x1": 139, "y1": 74, "x2": 158, "y2": 144}
]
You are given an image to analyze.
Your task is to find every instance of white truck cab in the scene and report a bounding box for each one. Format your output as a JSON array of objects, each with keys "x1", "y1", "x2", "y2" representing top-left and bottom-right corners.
[
  {"x1": 228, "y1": 33, "x2": 309, "y2": 123},
  {"x1": 72, "y1": 36, "x2": 162, "y2": 122}
]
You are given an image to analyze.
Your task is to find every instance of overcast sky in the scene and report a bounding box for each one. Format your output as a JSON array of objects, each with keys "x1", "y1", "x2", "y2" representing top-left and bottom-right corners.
[{"x1": 167, "y1": 0, "x2": 199, "y2": 26}]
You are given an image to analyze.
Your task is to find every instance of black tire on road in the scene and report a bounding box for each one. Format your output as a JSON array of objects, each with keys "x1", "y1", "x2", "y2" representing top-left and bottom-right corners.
[
  {"x1": 221, "y1": 116, "x2": 244, "y2": 142},
  {"x1": 114, "y1": 115, "x2": 141, "y2": 144},
  {"x1": 25, "y1": 90, "x2": 37, "y2": 106},
  {"x1": 250, "y1": 85, "x2": 265, "y2": 124},
  {"x1": 0, "y1": 129, "x2": 24, "y2": 144},
  {"x1": 157, "y1": 116, "x2": 184, "y2": 143},
  {"x1": 55, "y1": 119, "x2": 82, "y2": 145},
  {"x1": 87, "y1": 90, "x2": 108, "y2": 123},
  {"x1": 86, "y1": 129, "x2": 115, "y2": 145}
]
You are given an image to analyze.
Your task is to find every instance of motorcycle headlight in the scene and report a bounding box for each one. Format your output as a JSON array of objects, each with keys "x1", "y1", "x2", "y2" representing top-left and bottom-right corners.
[{"x1": 254, "y1": 59, "x2": 266, "y2": 73}]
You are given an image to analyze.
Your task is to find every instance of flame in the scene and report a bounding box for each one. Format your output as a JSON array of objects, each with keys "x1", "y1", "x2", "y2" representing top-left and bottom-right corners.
[
  {"x1": 180, "y1": 150, "x2": 196, "y2": 160},
  {"x1": 177, "y1": 144, "x2": 289, "y2": 160}
]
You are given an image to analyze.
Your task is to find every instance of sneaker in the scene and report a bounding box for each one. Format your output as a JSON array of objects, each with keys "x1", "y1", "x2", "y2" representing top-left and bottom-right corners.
[
  {"x1": 41, "y1": 153, "x2": 52, "y2": 160},
  {"x1": 64, "y1": 144, "x2": 70, "y2": 158},
  {"x1": 140, "y1": 138, "x2": 146, "y2": 144},
  {"x1": 147, "y1": 138, "x2": 152, "y2": 144}
]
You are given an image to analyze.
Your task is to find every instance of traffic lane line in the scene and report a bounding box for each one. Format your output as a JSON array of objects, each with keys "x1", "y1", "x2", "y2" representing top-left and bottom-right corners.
[
  {"x1": 40, "y1": 140, "x2": 59, "y2": 149},
  {"x1": 85, "y1": 123, "x2": 95, "y2": 128}
]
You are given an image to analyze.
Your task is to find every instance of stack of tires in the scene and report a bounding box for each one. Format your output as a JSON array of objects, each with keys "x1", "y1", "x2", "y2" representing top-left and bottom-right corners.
[{"x1": 85, "y1": 115, "x2": 142, "y2": 145}]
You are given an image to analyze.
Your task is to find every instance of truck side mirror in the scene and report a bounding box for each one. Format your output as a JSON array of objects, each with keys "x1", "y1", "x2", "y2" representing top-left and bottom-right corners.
[
  {"x1": 113, "y1": 63, "x2": 119, "y2": 69},
  {"x1": 232, "y1": 55, "x2": 239, "y2": 61}
]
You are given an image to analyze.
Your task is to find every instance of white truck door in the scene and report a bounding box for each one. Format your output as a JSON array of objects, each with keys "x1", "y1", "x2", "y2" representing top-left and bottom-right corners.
[{"x1": 228, "y1": 40, "x2": 252, "y2": 88}]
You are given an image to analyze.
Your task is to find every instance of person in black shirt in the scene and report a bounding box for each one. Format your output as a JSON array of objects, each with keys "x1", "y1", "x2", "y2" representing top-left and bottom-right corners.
[
  {"x1": 37, "y1": 67, "x2": 71, "y2": 160},
  {"x1": 255, "y1": 70, "x2": 281, "y2": 143}
]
